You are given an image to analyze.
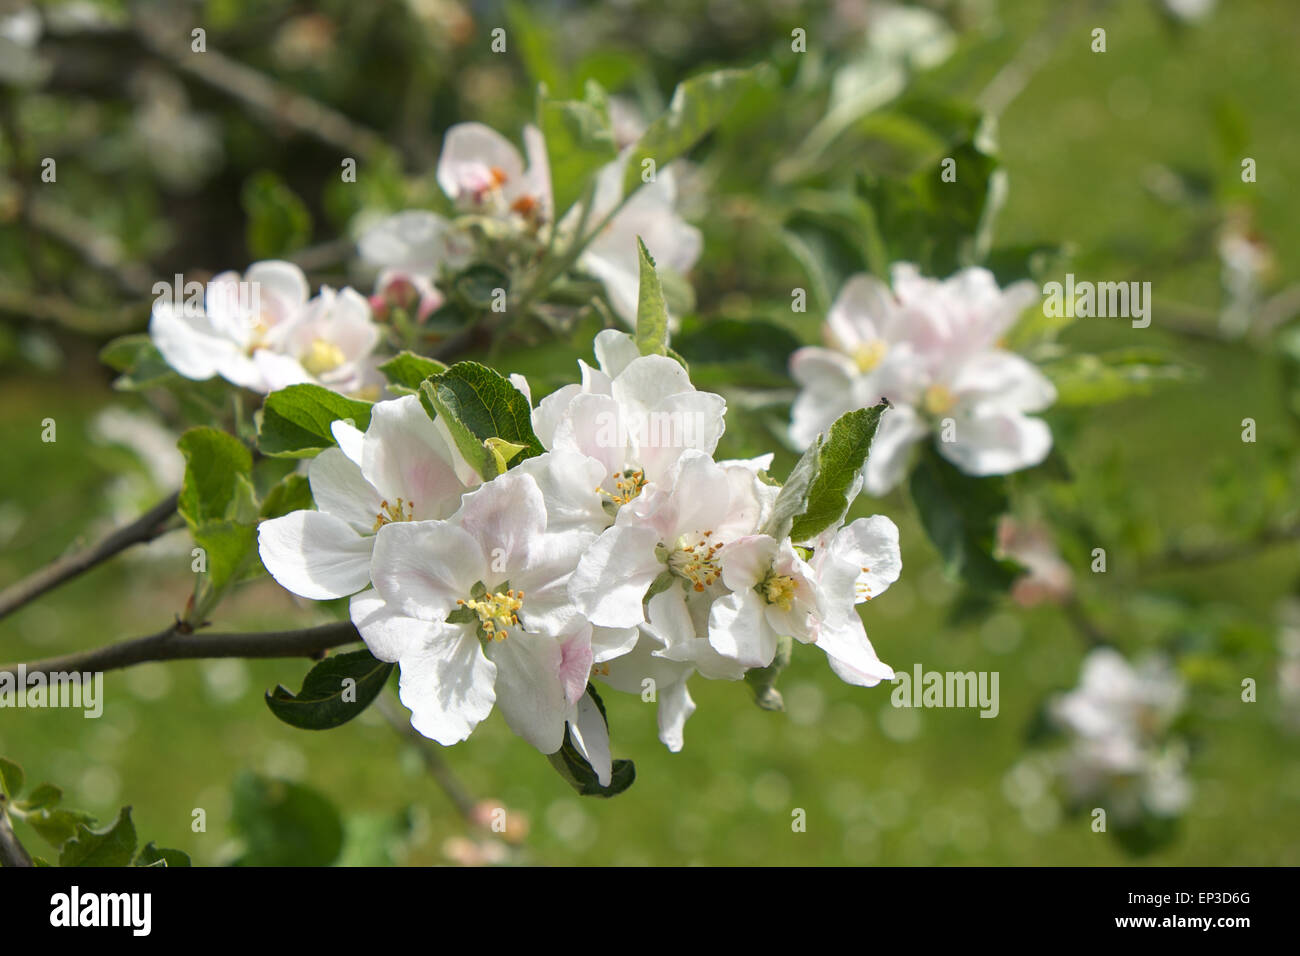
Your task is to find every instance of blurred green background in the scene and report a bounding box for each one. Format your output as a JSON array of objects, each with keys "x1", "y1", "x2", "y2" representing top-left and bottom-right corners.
[{"x1": 1, "y1": 0, "x2": 1298, "y2": 864}]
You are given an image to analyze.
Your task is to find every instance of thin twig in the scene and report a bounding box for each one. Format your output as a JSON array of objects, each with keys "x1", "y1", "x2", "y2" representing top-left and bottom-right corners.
[
  {"x1": 0, "y1": 620, "x2": 360, "y2": 679},
  {"x1": 0, "y1": 809, "x2": 35, "y2": 868},
  {"x1": 0, "y1": 492, "x2": 180, "y2": 623},
  {"x1": 375, "y1": 694, "x2": 480, "y2": 824}
]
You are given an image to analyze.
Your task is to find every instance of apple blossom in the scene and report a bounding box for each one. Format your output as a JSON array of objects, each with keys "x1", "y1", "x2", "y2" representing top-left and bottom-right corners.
[
  {"x1": 258, "y1": 394, "x2": 480, "y2": 600},
  {"x1": 789, "y1": 265, "x2": 1054, "y2": 495},
  {"x1": 149, "y1": 259, "x2": 384, "y2": 396}
]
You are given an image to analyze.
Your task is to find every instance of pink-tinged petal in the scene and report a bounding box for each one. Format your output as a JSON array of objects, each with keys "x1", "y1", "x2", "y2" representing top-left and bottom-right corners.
[
  {"x1": 437, "y1": 122, "x2": 524, "y2": 203},
  {"x1": 484, "y1": 630, "x2": 567, "y2": 754},
  {"x1": 550, "y1": 392, "x2": 630, "y2": 481},
  {"x1": 370, "y1": 520, "x2": 482, "y2": 620},
  {"x1": 258, "y1": 510, "x2": 373, "y2": 600},
  {"x1": 510, "y1": 450, "x2": 608, "y2": 535},
  {"x1": 949, "y1": 351, "x2": 1056, "y2": 412},
  {"x1": 634, "y1": 390, "x2": 727, "y2": 486},
  {"x1": 718, "y1": 534, "x2": 779, "y2": 591},
  {"x1": 568, "y1": 524, "x2": 664, "y2": 628},
  {"x1": 827, "y1": 273, "x2": 894, "y2": 350},
  {"x1": 454, "y1": 471, "x2": 548, "y2": 569},
  {"x1": 396, "y1": 626, "x2": 497, "y2": 745},
  {"x1": 557, "y1": 624, "x2": 595, "y2": 706},
  {"x1": 361, "y1": 395, "x2": 469, "y2": 519}
]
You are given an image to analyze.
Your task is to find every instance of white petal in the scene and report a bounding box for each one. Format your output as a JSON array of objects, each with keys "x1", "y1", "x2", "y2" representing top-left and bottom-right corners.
[
  {"x1": 307, "y1": 447, "x2": 383, "y2": 532},
  {"x1": 816, "y1": 615, "x2": 894, "y2": 687},
  {"x1": 437, "y1": 122, "x2": 524, "y2": 202},
  {"x1": 397, "y1": 626, "x2": 497, "y2": 746},
  {"x1": 568, "y1": 691, "x2": 613, "y2": 785},
  {"x1": 362, "y1": 395, "x2": 469, "y2": 519},
  {"x1": 510, "y1": 450, "x2": 608, "y2": 535},
  {"x1": 862, "y1": 403, "x2": 928, "y2": 496},
  {"x1": 568, "y1": 524, "x2": 664, "y2": 627},
  {"x1": 349, "y1": 589, "x2": 425, "y2": 663},
  {"x1": 358, "y1": 210, "x2": 454, "y2": 274},
  {"x1": 827, "y1": 273, "x2": 894, "y2": 350},
  {"x1": 708, "y1": 591, "x2": 778, "y2": 668},
  {"x1": 370, "y1": 520, "x2": 482, "y2": 620},
  {"x1": 656, "y1": 678, "x2": 696, "y2": 752},
  {"x1": 485, "y1": 631, "x2": 567, "y2": 754},
  {"x1": 718, "y1": 534, "x2": 779, "y2": 591},
  {"x1": 258, "y1": 510, "x2": 373, "y2": 600},
  {"x1": 453, "y1": 471, "x2": 548, "y2": 569},
  {"x1": 827, "y1": 515, "x2": 902, "y2": 602},
  {"x1": 938, "y1": 408, "x2": 1053, "y2": 477},
  {"x1": 592, "y1": 329, "x2": 641, "y2": 378}
]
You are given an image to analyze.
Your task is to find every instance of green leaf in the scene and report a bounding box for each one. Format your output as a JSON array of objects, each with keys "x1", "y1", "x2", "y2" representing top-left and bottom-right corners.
[
  {"x1": 192, "y1": 519, "x2": 259, "y2": 596},
  {"x1": 16, "y1": 783, "x2": 62, "y2": 812},
  {"x1": 674, "y1": 318, "x2": 802, "y2": 384},
  {"x1": 634, "y1": 238, "x2": 669, "y2": 355},
  {"x1": 258, "y1": 384, "x2": 374, "y2": 458},
  {"x1": 259, "y1": 473, "x2": 313, "y2": 520},
  {"x1": 623, "y1": 65, "x2": 775, "y2": 194},
  {"x1": 243, "y1": 170, "x2": 312, "y2": 259},
  {"x1": 418, "y1": 362, "x2": 544, "y2": 479},
  {"x1": 1042, "y1": 350, "x2": 1197, "y2": 406},
  {"x1": 452, "y1": 263, "x2": 510, "y2": 311},
  {"x1": 265, "y1": 649, "x2": 393, "y2": 731},
  {"x1": 134, "y1": 842, "x2": 192, "y2": 867},
  {"x1": 99, "y1": 334, "x2": 183, "y2": 391},
  {"x1": 378, "y1": 351, "x2": 448, "y2": 393},
  {"x1": 26, "y1": 808, "x2": 95, "y2": 850},
  {"x1": 59, "y1": 806, "x2": 138, "y2": 867},
  {"x1": 178, "y1": 427, "x2": 254, "y2": 526},
  {"x1": 0, "y1": 757, "x2": 23, "y2": 798},
  {"x1": 908, "y1": 445, "x2": 1020, "y2": 591},
  {"x1": 745, "y1": 634, "x2": 793, "y2": 711},
  {"x1": 765, "y1": 405, "x2": 886, "y2": 543},
  {"x1": 546, "y1": 685, "x2": 635, "y2": 798},
  {"x1": 231, "y1": 772, "x2": 344, "y2": 867},
  {"x1": 541, "y1": 82, "x2": 618, "y2": 216},
  {"x1": 507, "y1": 0, "x2": 566, "y2": 95}
]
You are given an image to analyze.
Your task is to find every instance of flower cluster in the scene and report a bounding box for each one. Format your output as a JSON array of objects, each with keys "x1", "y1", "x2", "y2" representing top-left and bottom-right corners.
[
  {"x1": 258, "y1": 330, "x2": 901, "y2": 781},
  {"x1": 150, "y1": 259, "x2": 383, "y2": 396},
  {"x1": 1048, "y1": 648, "x2": 1191, "y2": 822},
  {"x1": 789, "y1": 264, "x2": 1055, "y2": 495},
  {"x1": 358, "y1": 121, "x2": 700, "y2": 328}
]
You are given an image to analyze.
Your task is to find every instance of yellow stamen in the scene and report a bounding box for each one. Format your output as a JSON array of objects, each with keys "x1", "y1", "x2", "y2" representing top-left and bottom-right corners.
[
  {"x1": 302, "y1": 338, "x2": 347, "y2": 377},
  {"x1": 457, "y1": 589, "x2": 524, "y2": 641},
  {"x1": 923, "y1": 383, "x2": 956, "y2": 416},
  {"x1": 668, "y1": 532, "x2": 723, "y2": 592},
  {"x1": 372, "y1": 498, "x2": 415, "y2": 531},
  {"x1": 596, "y1": 468, "x2": 647, "y2": 507},
  {"x1": 852, "y1": 340, "x2": 888, "y2": 373},
  {"x1": 762, "y1": 573, "x2": 797, "y2": 611}
]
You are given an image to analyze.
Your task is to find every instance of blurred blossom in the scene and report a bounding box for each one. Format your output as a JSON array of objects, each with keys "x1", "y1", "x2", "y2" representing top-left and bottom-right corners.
[
  {"x1": 129, "y1": 69, "x2": 223, "y2": 190},
  {"x1": 1049, "y1": 648, "x2": 1191, "y2": 823},
  {"x1": 1163, "y1": 0, "x2": 1216, "y2": 22},
  {"x1": 442, "y1": 835, "x2": 509, "y2": 866},
  {"x1": 273, "y1": 14, "x2": 338, "y2": 70},
  {"x1": 1276, "y1": 599, "x2": 1300, "y2": 732},
  {"x1": 997, "y1": 516, "x2": 1074, "y2": 607},
  {"x1": 1217, "y1": 208, "x2": 1275, "y2": 338},
  {"x1": 0, "y1": 5, "x2": 49, "y2": 86}
]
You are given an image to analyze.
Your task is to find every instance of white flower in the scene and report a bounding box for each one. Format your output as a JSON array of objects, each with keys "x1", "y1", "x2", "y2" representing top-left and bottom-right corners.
[
  {"x1": 567, "y1": 155, "x2": 702, "y2": 327},
  {"x1": 149, "y1": 259, "x2": 383, "y2": 396},
  {"x1": 712, "y1": 515, "x2": 900, "y2": 684},
  {"x1": 1050, "y1": 648, "x2": 1191, "y2": 819},
  {"x1": 597, "y1": 631, "x2": 698, "y2": 752},
  {"x1": 789, "y1": 265, "x2": 1054, "y2": 495},
  {"x1": 569, "y1": 450, "x2": 770, "y2": 680},
  {"x1": 352, "y1": 471, "x2": 609, "y2": 751},
  {"x1": 534, "y1": 329, "x2": 726, "y2": 510},
  {"x1": 258, "y1": 395, "x2": 479, "y2": 600},
  {"x1": 357, "y1": 209, "x2": 471, "y2": 310},
  {"x1": 437, "y1": 122, "x2": 552, "y2": 223}
]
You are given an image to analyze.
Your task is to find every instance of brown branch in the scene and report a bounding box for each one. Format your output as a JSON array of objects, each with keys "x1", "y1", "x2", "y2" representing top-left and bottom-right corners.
[
  {"x1": 0, "y1": 492, "x2": 180, "y2": 623},
  {"x1": 0, "y1": 620, "x2": 361, "y2": 679}
]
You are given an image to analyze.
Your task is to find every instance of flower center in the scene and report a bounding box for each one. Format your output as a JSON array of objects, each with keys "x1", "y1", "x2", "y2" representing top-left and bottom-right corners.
[
  {"x1": 923, "y1": 383, "x2": 956, "y2": 416},
  {"x1": 597, "y1": 468, "x2": 647, "y2": 508},
  {"x1": 762, "y1": 573, "x2": 798, "y2": 611},
  {"x1": 457, "y1": 589, "x2": 524, "y2": 642},
  {"x1": 372, "y1": 497, "x2": 414, "y2": 531},
  {"x1": 302, "y1": 338, "x2": 347, "y2": 377},
  {"x1": 668, "y1": 531, "x2": 722, "y2": 592},
  {"x1": 855, "y1": 565, "x2": 874, "y2": 601},
  {"x1": 852, "y1": 340, "x2": 888, "y2": 373}
]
